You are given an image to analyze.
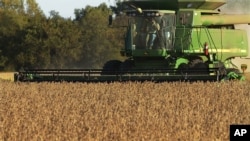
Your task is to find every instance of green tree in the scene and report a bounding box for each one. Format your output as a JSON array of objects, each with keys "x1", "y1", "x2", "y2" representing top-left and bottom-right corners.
[
  {"x1": 0, "y1": 0, "x2": 83, "y2": 70},
  {"x1": 0, "y1": 1, "x2": 127, "y2": 70},
  {"x1": 76, "y1": 3, "x2": 125, "y2": 68},
  {"x1": 0, "y1": 0, "x2": 28, "y2": 70},
  {"x1": 15, "y1": 0, "x2": 50, "y2": 69},
  {"x1": 43, "y1": 12, "x2": 83, "y2": 68}
]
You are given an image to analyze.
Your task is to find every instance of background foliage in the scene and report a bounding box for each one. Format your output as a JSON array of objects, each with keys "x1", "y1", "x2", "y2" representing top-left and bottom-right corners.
[{"x1": 0, "y1": 0, "x2": 125, "y2": 70}]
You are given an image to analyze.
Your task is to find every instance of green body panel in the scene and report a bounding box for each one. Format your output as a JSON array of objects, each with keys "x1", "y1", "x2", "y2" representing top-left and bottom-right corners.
[
  {"x1": 201, "y1": 15, "x2": 250, "y2": 26},
  {"x1": 177, "y1": 10, "x2": 250, "y2": 26},
  {"x1": 175, "y1": 27, "x2": 249, "y2": 61},
  {"x1": 190, "y1": 28, "x2": 248, "y2": 61},
  {"x1": 174, "y1": 26, "x2": 192, "y2": 52},
  {"x1": 175, "y1": 58, "x2": 189, "y2": 69}
]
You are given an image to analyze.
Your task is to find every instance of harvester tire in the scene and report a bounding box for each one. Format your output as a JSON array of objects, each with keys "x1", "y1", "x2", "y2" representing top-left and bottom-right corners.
[
  {"x1": 188, "y1": 59, "x2": 208, "y2": 74},
  {"x1": 101, "y1": 60, "x2": 122, "y2": 75},
  {"x1": 120, "y1": 60, "x2": 134, "y2": 73},
  {"x1": 176, "y1": 63, "x2": 189, "y2": 74},
  {"x1": 188, "y1": 58, "x2": 203, "y2": 68}
]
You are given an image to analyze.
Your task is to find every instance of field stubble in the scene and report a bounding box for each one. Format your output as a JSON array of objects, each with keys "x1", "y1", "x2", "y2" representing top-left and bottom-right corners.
[{"x1": 0, "y1": 80, "x2": 250, "y2": 141}]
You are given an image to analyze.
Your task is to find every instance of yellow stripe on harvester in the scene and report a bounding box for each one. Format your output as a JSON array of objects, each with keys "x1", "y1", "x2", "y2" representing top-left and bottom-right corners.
[{"x1": 184, "y1": 49, "x2": 248, "y2": 53}]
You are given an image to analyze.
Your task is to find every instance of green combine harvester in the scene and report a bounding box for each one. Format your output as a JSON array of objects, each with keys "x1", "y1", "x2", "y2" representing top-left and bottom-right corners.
[{"x1": 15, "y1": 0, "x2": 250, "y2": 82}]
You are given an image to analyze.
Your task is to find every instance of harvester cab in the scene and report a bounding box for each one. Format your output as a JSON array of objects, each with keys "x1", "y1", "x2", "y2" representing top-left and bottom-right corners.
[{"x1": 120, "y1": 10, "x2": 176, "y2": 55}]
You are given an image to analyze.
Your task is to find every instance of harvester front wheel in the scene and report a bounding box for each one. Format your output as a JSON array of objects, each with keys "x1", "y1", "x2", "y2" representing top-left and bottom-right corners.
[
  {"x1": 101, "y1": 60, "x2": 122, "y2": 75},
  {"x1": 120, "y1": 60, "x2": 134, "y2": 73}
]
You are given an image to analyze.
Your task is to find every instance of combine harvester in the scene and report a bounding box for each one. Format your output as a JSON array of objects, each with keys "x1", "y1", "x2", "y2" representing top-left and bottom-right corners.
[{"x1": 15, "y1": 0, "x2": 250, "y2": 82}]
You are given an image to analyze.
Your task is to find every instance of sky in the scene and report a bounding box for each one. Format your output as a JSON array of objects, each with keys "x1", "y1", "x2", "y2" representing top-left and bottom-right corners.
[{"x1": 36, "y1": 0, "x2": 115, "y2": 18}]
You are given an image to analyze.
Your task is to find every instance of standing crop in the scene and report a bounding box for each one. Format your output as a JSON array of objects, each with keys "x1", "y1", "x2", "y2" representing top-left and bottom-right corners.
[{"x1": 0, "y1": 81, "x2": 250, "y2": 140}]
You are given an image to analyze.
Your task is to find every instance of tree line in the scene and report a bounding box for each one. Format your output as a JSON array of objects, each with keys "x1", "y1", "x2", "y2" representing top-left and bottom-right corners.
[{"x1": 0, "y1": 0, "x2": 126, "y2": 71}]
